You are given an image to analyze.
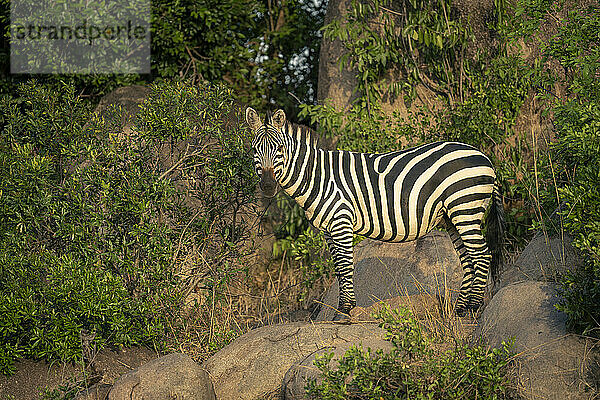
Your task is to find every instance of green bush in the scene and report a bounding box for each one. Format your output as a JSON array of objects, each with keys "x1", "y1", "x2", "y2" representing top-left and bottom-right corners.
[
  {"x1": 273, "y1": 227, "x2": 334, "y2": 296},
  {"x1": 307, "y1": 306, "x2": 515, "y2": 399},
  {"x1": 0, "y1": 85, "x2": 168, "y2": 373},
  {"x1": 0, "y1": 79, "x2": 256, "y2": 374},
  {"x1": 536, "y1": 5, "x2": 600, "y2": 335},
  {"x1": 0, "y1": 0, "x2": 325, "y2": 118}
]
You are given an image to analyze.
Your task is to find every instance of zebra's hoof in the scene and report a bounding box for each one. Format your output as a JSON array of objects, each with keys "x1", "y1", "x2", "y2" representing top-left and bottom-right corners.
[
  {"x1": 455, "y1": 307, "x2": 467, "y2": 317},
  {"x1": 467, "y1": 298, "x2": 483, "y2": 312},
  {"x1": 332, "y1": 310, "x2": 352, "y2": 323}
]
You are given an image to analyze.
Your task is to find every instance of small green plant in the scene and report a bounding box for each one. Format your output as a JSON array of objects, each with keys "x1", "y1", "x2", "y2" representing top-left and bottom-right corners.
[
  {"x1": 274, "y1": 227, "x2": 334, "y2": 295},
  {"x1": 271, "y1": 193, "x2": 312, "y2": 240},
  {"x1": 307, "y1": 305, "x2": 516, "y2": 399},
  {"x1": 41, "y1": 376, "x2": 89, "y2": 400}
]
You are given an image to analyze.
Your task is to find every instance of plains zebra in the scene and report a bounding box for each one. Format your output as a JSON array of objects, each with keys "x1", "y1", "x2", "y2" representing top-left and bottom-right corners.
[{"x1": 246, "y1": 107, "x2": 505, "y2": 318}]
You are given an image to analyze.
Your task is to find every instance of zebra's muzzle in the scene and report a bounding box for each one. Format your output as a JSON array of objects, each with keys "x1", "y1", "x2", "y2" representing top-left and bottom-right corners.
[{"x1": 259, "y1": 168, "x2": 279, "y2": 197}]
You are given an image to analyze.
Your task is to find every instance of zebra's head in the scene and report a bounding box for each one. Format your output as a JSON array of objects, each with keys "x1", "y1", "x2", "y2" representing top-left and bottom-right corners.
[{"x1": 245, "y1": 107, "x2": 289, "y2": 198}]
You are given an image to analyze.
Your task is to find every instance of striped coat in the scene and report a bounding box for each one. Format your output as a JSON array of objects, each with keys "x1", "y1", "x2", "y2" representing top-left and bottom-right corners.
[{"x1": 247, "y1": 107, "x2": 505, "y2": 318}]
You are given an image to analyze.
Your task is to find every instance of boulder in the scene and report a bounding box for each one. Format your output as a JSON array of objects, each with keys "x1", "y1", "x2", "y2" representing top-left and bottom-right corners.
[
  {"x1": 204, "y1": 322, "x2": 390, "y2": 400},
  {"x1": 316, "y1": 231, "x2": 462, "y2": 321},
  {"x1": 477, "y1": 281, "x2": 597, "y2": 399},
  {"x1": 496, "y1": 231, "x2": 583, "y2": 291},
  {"x1": 74, "y1": 383, "x2": 112, "y2": 400},
  {"x1": 0, "y1": 347, "x2": 156, "y2": 400},
  {"x1": 108, "y1": 353, "x2": 215, "y2": 400}
]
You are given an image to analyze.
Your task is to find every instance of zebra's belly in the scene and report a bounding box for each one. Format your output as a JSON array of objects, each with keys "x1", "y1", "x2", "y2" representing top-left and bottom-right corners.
[{"x1": 352, "y1": 198, "x2": 445, "y2": 243}]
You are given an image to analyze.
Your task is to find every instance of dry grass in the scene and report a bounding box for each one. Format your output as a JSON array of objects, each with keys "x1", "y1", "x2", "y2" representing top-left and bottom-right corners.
[
  {"x1": 347, "y1": 274, "x2": 479, "y2": 350},
  {"x1": 158, "y1": 223, "x2": 335, "y2": 364}
]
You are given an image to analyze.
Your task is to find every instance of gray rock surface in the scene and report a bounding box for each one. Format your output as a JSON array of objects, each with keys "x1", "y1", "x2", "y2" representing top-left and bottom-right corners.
[
  {"x1": 478, "y1": 281, "x2": 597, "y2": 399},
  {"x1": 108, "y1": 353, "x2": 215, "y2": 400},
  {"x1": 74, "y1": 383, "x2": 112, "y2": 400},
  {"x1": 316, "y1": 231, "x2": 462, "y2": 320},
  {"x1": 203, "y1": 322, "x2": 389, "y2": 400},
  {"x1": 496, "y1": 231, "x2": 583, "y2": 291}
]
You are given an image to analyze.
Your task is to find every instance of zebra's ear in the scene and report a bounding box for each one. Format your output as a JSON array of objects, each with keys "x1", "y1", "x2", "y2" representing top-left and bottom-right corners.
[
  {"x1": 245, "y1": 107, "x2": 262, "y2": 132},
  {"x1": 272, "y1": 109, "x2": 286, "y2": 130}
]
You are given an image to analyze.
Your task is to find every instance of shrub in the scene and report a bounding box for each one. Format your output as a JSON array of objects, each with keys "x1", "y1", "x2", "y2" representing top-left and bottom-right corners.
[
  {"x1": 307, "y1": 306, "x2": 516, "y2": 399},
  {"x1": 0, "y1": 79, "x2": 257, "y2": 374},
  {"x1": 531, "y1": 5, "x2": 600, "y2": 336},
  {"x1": 0, "y1": 0, "x2": 325, "y2": 118}
]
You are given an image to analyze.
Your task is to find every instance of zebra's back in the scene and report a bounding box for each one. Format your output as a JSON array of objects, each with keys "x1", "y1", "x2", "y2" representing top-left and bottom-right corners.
[{"x1": 327, "y1": 142, "x2": 496, "y2": 242}]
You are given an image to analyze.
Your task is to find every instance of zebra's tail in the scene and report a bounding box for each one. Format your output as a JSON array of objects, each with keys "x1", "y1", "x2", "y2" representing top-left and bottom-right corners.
[{"x1": 486, "y1": 183, "x2": 506, "y2": 281}]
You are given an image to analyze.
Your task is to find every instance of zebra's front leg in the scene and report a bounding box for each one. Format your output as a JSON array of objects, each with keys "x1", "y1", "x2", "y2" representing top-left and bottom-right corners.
[{"x1": 323, "y1": 220, "x2": 356, "y2": 321}]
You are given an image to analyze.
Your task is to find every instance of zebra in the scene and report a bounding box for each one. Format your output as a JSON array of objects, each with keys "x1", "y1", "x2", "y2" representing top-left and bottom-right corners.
[{"x1": 246, "y1": 107, "x2": 505, "y2": 319}]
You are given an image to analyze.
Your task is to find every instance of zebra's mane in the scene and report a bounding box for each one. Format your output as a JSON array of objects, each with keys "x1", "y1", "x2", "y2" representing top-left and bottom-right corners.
[{"x1": 285, "y1": 121, "x2": 321, "y2": 149}]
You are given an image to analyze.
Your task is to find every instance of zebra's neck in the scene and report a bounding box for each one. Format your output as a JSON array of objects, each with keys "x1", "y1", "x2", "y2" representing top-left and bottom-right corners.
[{"x1": 279, "y1": 122, "x2": 321, "y2": 208}]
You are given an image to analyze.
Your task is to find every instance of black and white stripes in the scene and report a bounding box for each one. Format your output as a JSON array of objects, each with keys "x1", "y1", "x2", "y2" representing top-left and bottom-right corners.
[{"x1": 246, "y1": 107, "x2": 505, "y2": 318}]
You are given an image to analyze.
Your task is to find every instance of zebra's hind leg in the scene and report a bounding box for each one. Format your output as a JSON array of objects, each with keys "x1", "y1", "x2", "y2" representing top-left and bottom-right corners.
[
  {"x1": 323, "y1": 218, "x2": 356, "y2": 322},
  {"x1": 464, "y1": 237, "x2": 492, "y2": 312},
  {"x1": 450, "y1": 212, "x2": 492, "y2": 315},
  {"x1": 444, "y1": 216, "x2": 474, "y2": 317}
]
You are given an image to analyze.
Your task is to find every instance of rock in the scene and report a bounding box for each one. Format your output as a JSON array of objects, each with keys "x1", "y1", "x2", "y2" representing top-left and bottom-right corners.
[
  {"x1": 0, "y1": 347, "x2": 156, "y2": 400},
  {"x1": 204, "y1": 322, "x2": 389, "y2": 400},
  {"x1": 74, "y1": 383, "x2": 112, "y2": 400},
  {"x1": 496, "y1": 231, "x2": 583, "y2": 291},
  {"x1": 108, "y1": 353, "x2": 215, "y2": 400},
  {"x1": 316, "y1": 231, "x2": 462, "y2": 321},
  {"x1": 477, "y1": 281, "x2": 597, "y2": 399}
]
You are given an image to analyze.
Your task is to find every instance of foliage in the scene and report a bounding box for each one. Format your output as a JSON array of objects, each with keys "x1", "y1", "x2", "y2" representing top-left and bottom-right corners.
[
  {"x1": 535, "y1": 5, "x2": 600, "y2": 335},
  {"x1": 271, "y1": 193, "x2": 312, "y2": 240},
  {"x1": 0, "y1": 79, "x2": 257, "y2": 374},
  {"x1": 301, "y1": 100, "x2": 425, "y2": 153},
  {"x1": 322, "y1": 0, "x2": 471, "y2": 107},
  {"x1": 500, "y1": 0, "x2": 558, "y2": 41},
  {"x1": 436, "y1": 54, "x2": 531, "y2": 147},
  {"x1": 273, "y1": 227, "x2": 334, "y2": 294},
  {"x1": 307, "y1": 305, "x2": 515, "y2": 399},
  {"x1": 0, "y1": 0, "x2": 326, "y2": 117},
  {"x1": 151, "y1": 0, "x2": 326, "y2": 113},
  {"x1": 136, "y1": 80, "x2": 257, "y2": 245}
]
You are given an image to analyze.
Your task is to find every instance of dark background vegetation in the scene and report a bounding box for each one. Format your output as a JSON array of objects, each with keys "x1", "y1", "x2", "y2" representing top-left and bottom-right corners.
[{"x1": 0, "y1": 0, "x2": 598, "y2": 397}]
